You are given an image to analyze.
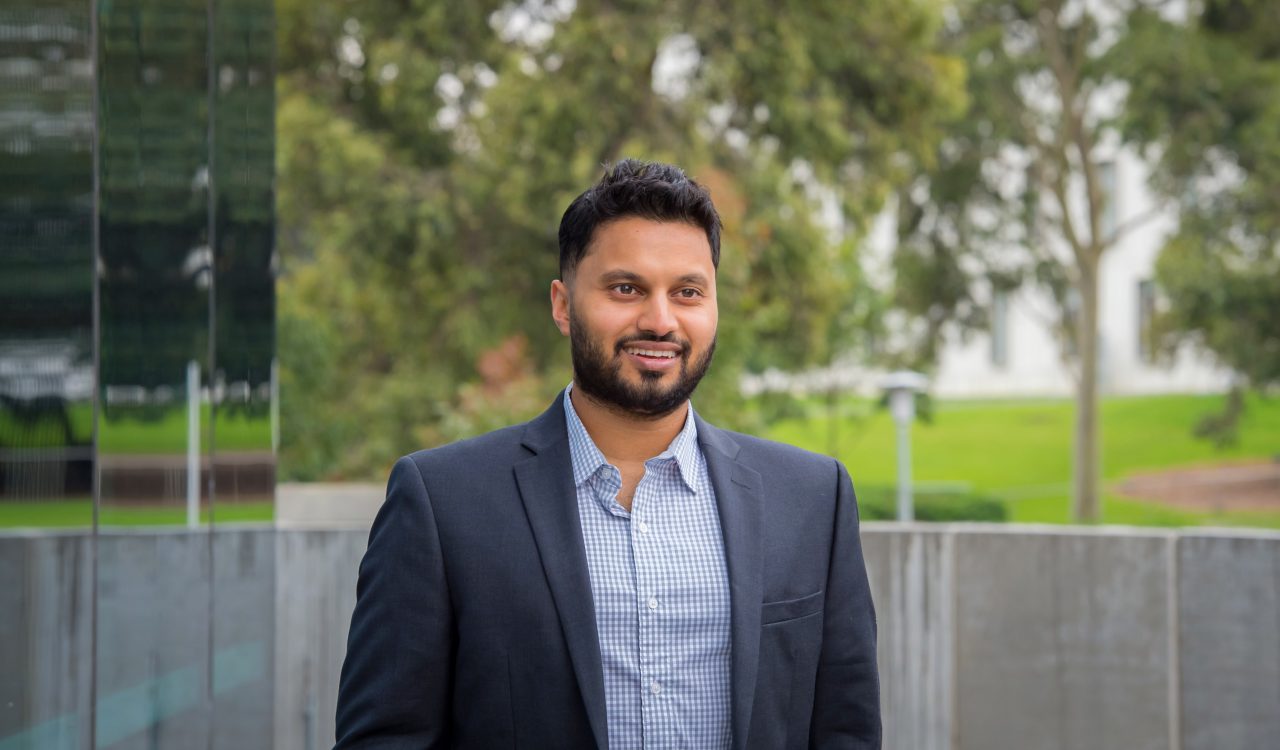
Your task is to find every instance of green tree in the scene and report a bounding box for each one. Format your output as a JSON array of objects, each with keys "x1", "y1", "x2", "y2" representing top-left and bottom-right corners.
[
  {"x1": 895, "y1": 0, "x2": 1165, "y2": 522},
  {"x1": 275, "y1": 0, "x2": 964, "y2": 480},
  {"x1": 1120, "y1": 0, "x2": 1280, "y2": 443}
]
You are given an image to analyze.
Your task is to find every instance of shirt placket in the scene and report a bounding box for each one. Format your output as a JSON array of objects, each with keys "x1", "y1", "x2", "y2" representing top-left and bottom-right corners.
[
  {"x1": 632, "y1": 458, "x2": 667, "y2": 745},
  {"x1": 593, "y1": 465, "x2": 644, "y2": 747}
]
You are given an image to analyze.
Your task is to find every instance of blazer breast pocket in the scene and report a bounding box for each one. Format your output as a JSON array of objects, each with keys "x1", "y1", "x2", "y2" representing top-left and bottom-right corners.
[{"x1": 760, "y1": 590, "x2": 824, "y2": 626}]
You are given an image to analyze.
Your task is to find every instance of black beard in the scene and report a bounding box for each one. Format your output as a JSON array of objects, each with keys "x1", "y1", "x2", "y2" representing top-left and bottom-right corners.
[{"x1": 569, "y1": 307, "x2": 716, "y2": 419}]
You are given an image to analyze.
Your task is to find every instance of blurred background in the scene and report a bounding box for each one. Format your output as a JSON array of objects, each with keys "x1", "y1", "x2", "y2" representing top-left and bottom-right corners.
[{"x1": 1, "y1": 0, "x2": 1277, "y2": 748}]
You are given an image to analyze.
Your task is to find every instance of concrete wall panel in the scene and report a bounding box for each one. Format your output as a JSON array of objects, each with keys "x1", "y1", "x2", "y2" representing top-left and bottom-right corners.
[
  {"x1": 95, "y1": 531, "x2": 214, "y2": 750},
  {"x1": 862, "y1": 525, "x2": 955, "y2": 750},
  {"x1": 1177, "y1": 533, "x2": 1280, "y2": 750},
  {"x1": 0, "y1": 533, "x2": 93, "y2": 750},
  {"x1": 212, "y1": 528, "x2": 276, "y2": 750},
  {"x1": 273, "y1": 529, "x2": 368, "y2": 750},
  {"x1": 952, "y1": 529, "x2": 1174, "y2": 750}
]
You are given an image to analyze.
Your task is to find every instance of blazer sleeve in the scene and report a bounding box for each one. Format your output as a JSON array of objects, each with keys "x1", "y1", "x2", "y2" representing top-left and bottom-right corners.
[
  {"x1": 809, "y1": 459, "x2": 882, "y2": 749},
  {"x1": 335, "y1": 456, "x2": 455, "y2": 749}
]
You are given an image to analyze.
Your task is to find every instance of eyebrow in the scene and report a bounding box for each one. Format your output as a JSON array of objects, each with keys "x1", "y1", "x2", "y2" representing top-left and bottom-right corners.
[
  {"x1": 674, "y1": 273, "x2": 711, "y2": 287},
  {"x1": 598, "y1": 270, "x2": 643, "y2": 285},
  {"x1": 597, "y1": 270, "x2": 711, "y2": 287}
]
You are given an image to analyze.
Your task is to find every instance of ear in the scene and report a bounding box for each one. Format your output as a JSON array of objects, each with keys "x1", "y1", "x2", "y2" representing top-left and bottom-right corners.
[{"x1": 550, "y1": 279, "x2": 571, "y2": 337}]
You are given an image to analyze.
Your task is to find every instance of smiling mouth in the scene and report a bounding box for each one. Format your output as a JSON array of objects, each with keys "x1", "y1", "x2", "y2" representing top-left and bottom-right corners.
[{"x1": 623, "y1": 347, "x2": 678, "y2": 359}]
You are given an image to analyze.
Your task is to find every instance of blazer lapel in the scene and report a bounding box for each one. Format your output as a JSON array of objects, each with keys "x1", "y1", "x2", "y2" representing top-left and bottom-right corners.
[
  {"x1": 513, "y1": 393, "x2": 609, "y2": 750},
  {"x1": 697, "y1": 415, "x2": 764, "y2": 750}
]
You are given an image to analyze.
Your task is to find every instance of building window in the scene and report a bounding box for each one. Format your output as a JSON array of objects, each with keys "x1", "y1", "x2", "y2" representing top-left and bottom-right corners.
[
  {"x1": 1098, "y1": 160, "x2": 1117, "y2": 239},
  {"x1": 1138, "y1": 279, "x2": 1156, "y2": 364},
  {"x1": 1061, "y1": 288, "x2": 1080, "y2": 359},
  {"x1": 1024, "y1": 165, "x2": 1039, "y2": 231},
  {"x1": 991, "y1": 289, "x2": 1010, "y2": 368}
]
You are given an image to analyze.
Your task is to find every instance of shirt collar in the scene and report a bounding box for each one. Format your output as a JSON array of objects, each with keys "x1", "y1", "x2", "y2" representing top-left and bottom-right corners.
[{"x1": 563, "y1": 384, "x2": 701, "y2": 493}]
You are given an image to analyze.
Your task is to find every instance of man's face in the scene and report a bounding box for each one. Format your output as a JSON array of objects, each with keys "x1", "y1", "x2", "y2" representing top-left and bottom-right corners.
[{"x1": 551, "y1": 217, "x2": 718, "y2": 418}]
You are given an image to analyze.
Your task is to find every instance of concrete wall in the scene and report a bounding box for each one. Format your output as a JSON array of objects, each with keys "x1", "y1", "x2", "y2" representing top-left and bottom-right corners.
[
  {"x1": 862, "y1": 528, "x2": 955, "y2": 750},
  {"x1": 276, "y1": 484, "x2": 383, "y2": 529},
  {"x1": 1175, "y1": 533, "x2": 1280, "y2": 749},
  {"x1": 273, "y1": 530, "x2": 367, "y2": 750},
  {"x1": 0, "y1": 530, "x2": 276, "y2": 750},
  {"x1": 3, "y1": 524, "x2": 1277, "y2": 749},
  {"x1": 863, "y1": 524, "x2": 1280, "y2": 750},
  {"x1": 0, "y1": 532, "x2": 93, "y2": 750}
]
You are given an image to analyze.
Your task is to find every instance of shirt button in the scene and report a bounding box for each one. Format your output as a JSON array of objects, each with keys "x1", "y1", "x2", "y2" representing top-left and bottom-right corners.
[
  {"x1": 647, "y1": 597, "x2": 658, "y2": 610},
  {"x1": 637, "y1": 520, "x2": 650, "y2": 533},
  {"x1": 650, "y1": 681, "x2": 662, "y2": 695}
]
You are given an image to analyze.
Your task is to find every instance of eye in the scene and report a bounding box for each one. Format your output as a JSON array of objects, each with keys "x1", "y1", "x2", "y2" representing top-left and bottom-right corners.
[
  {"x1": 612, "y1": 283, "x2": 639, "y2": 296},
  {"x1": 676, "y1": 288, "x2": 703, "y2": 299}
]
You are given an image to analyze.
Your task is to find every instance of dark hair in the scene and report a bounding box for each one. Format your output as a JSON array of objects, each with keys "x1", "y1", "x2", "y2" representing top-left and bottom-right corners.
[{"x1": 557, "y1": 158, "x2": 722, "y2": 280}]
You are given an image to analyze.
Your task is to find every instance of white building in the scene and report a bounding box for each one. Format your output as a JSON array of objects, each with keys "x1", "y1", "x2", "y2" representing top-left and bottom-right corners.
[
  {"x1": 920, "y1": 144, "x2": 1231, "y2": 398},
  {"x1": 742, "y1": 146, "x2": 1235, "y2": 402}
]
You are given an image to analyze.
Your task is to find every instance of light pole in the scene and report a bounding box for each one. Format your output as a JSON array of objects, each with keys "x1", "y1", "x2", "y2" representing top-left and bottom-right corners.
[{"x1": 880, "y1": 370, "x2": 928, "y2": 522}]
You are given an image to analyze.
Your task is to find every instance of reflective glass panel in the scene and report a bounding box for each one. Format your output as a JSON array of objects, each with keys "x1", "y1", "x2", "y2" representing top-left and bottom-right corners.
[
  {"x1": 95, "y1": 0, "x2": 215, "y2": 745},
  {"x1": 210, "y1": 0, "x2": 276, "y2": 745},
  {"x1": 0, "y1": 0, "x2": 96, "y2": 746},
  {"x1": 0, "y1": 4, "x2": 95, "y2": 520},
  {"x1": 211, "y1": 0, "x2": 275, "y2": 520}
]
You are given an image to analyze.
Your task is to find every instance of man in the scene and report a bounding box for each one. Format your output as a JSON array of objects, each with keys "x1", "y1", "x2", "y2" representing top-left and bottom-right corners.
[{"x1": 335, "y1": 159, "x2": 880, "y2": 749}]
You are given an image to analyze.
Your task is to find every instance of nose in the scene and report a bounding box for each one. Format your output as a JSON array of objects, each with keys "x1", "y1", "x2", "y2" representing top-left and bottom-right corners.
[{"x1": 637, "y1": 294, "x2": 678, "y2": 338}]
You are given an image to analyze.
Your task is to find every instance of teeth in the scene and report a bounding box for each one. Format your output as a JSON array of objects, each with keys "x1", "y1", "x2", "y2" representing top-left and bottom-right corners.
[{"x1": 626, "y1": 348, "x2": 677, "y2": 358}]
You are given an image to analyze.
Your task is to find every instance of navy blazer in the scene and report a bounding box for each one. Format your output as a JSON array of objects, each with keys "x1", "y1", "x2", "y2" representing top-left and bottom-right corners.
[{"x1": 335, "y1": 393, "x2": 880, "y2": 749}]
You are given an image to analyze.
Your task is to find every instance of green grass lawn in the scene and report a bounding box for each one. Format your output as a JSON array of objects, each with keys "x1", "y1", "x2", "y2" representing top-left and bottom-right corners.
[
  {"x1": 6, "y1": 393, "x2": 1276, "y2": 530},
  {"x1": 0, "y1": 500, "x2": 274, "y2": 529},
  {"x1": 0, "y1": 403, "x2": 270, "y2": 453},
  {"x1": 766, "y1": 393, "x2": 1280, "y2": 528},
  {"x1": 99, "y1": 406, "x2": 271, "y2": 454}
]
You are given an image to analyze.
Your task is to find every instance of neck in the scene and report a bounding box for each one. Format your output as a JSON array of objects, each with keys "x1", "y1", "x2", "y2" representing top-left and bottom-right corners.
[{"x1": 570, "y1": 386, "x2": 689, "y2": 463}]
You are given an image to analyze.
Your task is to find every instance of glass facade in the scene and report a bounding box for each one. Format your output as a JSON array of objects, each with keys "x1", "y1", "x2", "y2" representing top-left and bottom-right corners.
[
  {"x1": 0, "y1": 0, "x2": 275, "y2": 746},
  {"x1": 0, "y1": 0, "x2": 96, "y2": 520}
]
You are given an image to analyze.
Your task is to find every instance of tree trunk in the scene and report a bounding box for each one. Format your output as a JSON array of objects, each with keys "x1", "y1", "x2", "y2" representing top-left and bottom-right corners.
[{"x1": 1072, "y1": 262, "x2": 1101, "y2": 522}]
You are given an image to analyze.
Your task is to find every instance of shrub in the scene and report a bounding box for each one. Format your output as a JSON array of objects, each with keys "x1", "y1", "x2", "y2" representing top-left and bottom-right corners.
[{"x1": 856, "y1": 485, "x2": 1007, "y2": 522}]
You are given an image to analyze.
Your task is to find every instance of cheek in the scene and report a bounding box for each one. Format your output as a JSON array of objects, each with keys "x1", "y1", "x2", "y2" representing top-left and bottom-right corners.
[
  {"x1": 578, "y1": 309, "x2": 631, "y2": 342},
  {"x1": 691, "y1": 308, "x2": 718, "y2": 341}
]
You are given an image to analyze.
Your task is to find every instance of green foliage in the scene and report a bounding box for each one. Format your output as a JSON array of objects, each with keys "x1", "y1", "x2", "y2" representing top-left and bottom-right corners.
[
  {"x1": 886, "y1": 0, "x2": 1271, "y2": 520},
  {"x1": 1155, "y1": 231, "x2": 1280, "y2": 390},
  {"x1": 275, "y1": 0, "x2": 965, "y2": 479},
  {"x1": 856, "y1": 486, "x2": 1008, "y2": 522},
  {"x1": 1117, "y1": 0, "x2": 1280, "y2": 443},
  {"x1": 892, "y1": 0, "x2": 1144, "y2": 365}
]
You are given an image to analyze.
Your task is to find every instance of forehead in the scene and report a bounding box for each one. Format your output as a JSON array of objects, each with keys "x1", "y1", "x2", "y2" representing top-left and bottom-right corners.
[{"x1": 579, "y1": 217, "x2": 715, "y2": 276}]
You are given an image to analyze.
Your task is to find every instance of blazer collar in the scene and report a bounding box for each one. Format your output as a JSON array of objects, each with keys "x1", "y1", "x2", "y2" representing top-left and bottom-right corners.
[
  {"x1": 696, "y1": 413, "x2": 764, "y2": 750},
  {"x1": 515, "y1": 392, "x2": 609, "y2": 749},
  {"x1": 516, "y1": 392, "x2": 764, "y2": 750}
]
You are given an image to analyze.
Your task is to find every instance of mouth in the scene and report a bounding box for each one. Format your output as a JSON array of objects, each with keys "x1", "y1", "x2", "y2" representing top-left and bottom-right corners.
[
  {"x1": 619, "y1": 341, "x2": 684, "y2": 371},
  {"x1": 622, "y1": 346, "x2": 679, "y2": 359}
]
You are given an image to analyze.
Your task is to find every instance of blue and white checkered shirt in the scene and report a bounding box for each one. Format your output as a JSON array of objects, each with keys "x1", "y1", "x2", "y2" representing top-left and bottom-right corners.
[{"x1": 564, "y1": 387, "x2": 733, "y2": 750}]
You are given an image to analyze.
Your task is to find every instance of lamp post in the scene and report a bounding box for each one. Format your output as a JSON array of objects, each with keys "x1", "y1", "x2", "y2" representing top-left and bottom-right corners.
[
  {"x1": 880, "y1": 370, "x2": 928, "y2": 522},
  {"x1": 187, "y1": 359, "x2": 200, "y2": 529}
]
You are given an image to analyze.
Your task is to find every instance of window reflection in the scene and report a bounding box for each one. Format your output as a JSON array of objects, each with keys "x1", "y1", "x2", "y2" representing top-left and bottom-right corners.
[
  {"x1": 2, "y1": 0, "x2": 277, "y2": 746},
  {"x1": 212, "y1": 0, "x2": 275, "y2": 517},
  {"x1": 1, "y1": 2, "x2": 96, "y2": 745},
  {"x1": 97, "y1": 0, "x2": 214, "y2": 528},
  {"x1": 0, "y1": 1, "x2": 95, "y2": 520}
]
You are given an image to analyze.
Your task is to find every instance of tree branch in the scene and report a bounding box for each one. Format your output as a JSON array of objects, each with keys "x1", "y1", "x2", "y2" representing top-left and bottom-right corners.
[
  {"x1": 1102, "y1": 205, "x2": 1162, "y2": 248},
  {"x1": 1033, "y1": 118, "x2": 1089, "y2": 272}
]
